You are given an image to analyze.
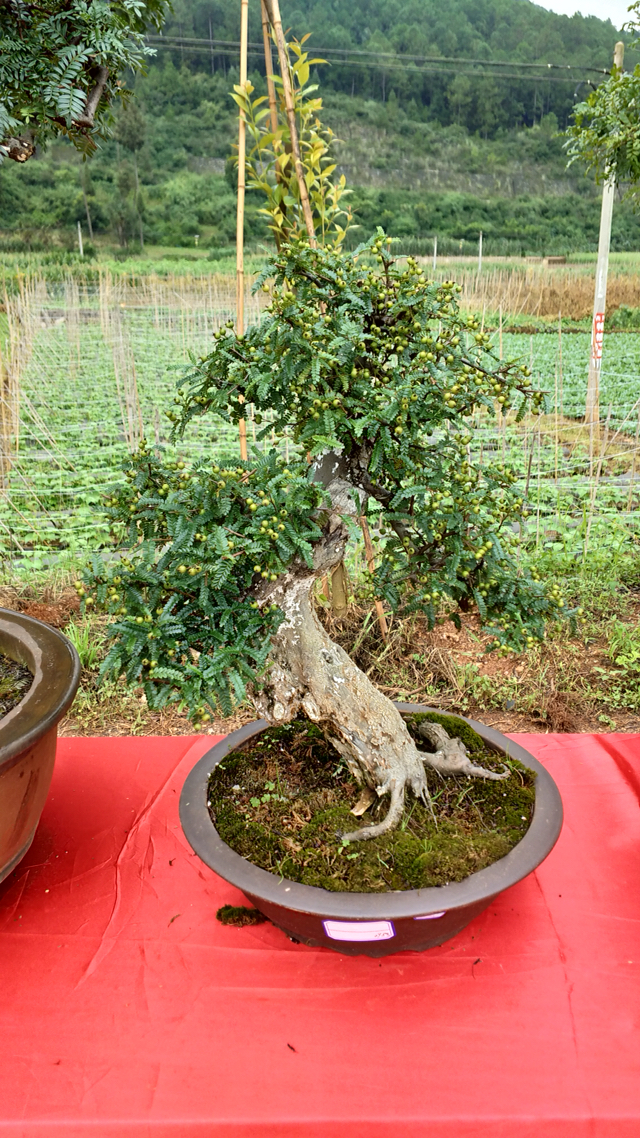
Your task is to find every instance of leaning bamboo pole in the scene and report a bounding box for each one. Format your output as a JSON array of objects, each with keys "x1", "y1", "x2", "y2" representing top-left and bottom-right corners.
[
  {"x1": 236, "y1": 0, "x2": 249, "y2": 461},
  {"x1": 260, "y1": 0, "x2": 279, "y2": 135},
  {"x1": 359, "y1": 514, "x2": 388, "y2": 642},
  {"x1": 263, "y1": 0, "x2": 315, "y2": 243},
  {"x1": 259, "y1": 0, "x2": 353, "y2": 623},
  {"x1": 260, "y1": 0, "x2": 282, "y2": 249}
]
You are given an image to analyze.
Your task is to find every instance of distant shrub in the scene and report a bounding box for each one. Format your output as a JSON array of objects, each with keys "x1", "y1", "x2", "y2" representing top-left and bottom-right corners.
[{"x1": 607, "y1": 305, "x2": 640, "y2": 330}]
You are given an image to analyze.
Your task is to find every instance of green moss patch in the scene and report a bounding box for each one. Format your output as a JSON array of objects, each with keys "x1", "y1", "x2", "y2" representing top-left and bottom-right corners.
[
  {"x1": 207, "y1": 713, "x2": 536, "y2": 894},
  {"x1": 216, "y1": 905, "x2": 268, "y2": 927},
  {"x1": 0, "y1": 653, "x2": 33, "y2": 719}
]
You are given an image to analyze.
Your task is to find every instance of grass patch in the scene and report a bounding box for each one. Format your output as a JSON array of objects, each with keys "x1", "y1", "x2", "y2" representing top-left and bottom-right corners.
[{"x1": 207, "y1": 714, "x2": 535, "y2": 894}]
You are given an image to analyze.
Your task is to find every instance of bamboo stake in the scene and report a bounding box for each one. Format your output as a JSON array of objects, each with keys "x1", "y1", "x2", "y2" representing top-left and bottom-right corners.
[
  {"x1": 359, "y1": 514, "x2": 388, "y2": 641},
  {"x1": 626, "y1": 402, "x2": 640, "y2": 514},
  {"x1": 535, "y1": 412, "x2": 542, "y2": 551},
  {"x1": 554, "y1": 353, "x2": 559, "y2": 494},
  {"x1": 557, "y1": 310, "x2": 564, "y2": 421},
  {"x1": 263, "y1": 2, "x2": 352, "y2": 614},
  {"x1": 262, "y1": 0, "x2": 316, "y2": 243},
  {"x1": 331, "y1": 562, "x2": 348, "y2": 618},
  {"x1": 236, "y1": 0, "x2": 249, "y2": 461},
  {"x1": 586, "y1": 41, "x2": 624, "y2": 439},
  {"x1": 260, "y1": 0, "x2": 285, "y2": 250},
  {"x1": 260, "y1": 0, "x2": 279, "y2": 135}
]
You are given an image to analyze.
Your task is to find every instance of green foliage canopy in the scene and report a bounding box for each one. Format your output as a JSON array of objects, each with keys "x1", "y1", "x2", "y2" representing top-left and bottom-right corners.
[
  {"x1": 565, "y1": 3, "x2": 640, "y2": 197},
  {"x1": 82, "y1": 232, "x2": 572, "y2": 723},
  {"x1": 0, "y1": 0, "x2": 170, "y2": 161}
]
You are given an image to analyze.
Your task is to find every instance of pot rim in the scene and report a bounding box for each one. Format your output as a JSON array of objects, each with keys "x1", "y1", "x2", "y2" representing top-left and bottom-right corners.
[
  {"x1": 180, "y1": 704, "x2": 563, "y2": 921},
  {"x1": 0, "y1": 608, "x2": 81, "y2": 769}
]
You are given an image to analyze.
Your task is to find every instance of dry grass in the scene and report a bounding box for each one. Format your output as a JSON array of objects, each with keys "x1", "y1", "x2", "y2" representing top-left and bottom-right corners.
[
  {"x1": 59, "y1": 681, "x2": 254, "y2": 738},
  {"x1": 426, "y1": 264, "x2": 640, "y2": 321}
]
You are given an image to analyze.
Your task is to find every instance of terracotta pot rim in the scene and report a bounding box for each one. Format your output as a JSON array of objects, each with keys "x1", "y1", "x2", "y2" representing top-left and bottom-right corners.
[
  {"x1": 0, "y1": 608, "x2": 81, "y2": 770},
  {"x1": 180, "y1": 704, "x2": 563, "y2": 922}
]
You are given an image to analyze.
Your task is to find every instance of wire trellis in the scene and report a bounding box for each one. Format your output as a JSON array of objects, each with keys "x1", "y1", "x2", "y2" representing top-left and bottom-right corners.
[{"x1": 1, "y1": 272, "x2": 639, "y2": 569}]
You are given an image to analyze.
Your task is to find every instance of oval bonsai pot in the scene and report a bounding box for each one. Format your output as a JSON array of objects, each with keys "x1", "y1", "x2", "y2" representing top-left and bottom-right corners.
[
  {"x1": 0, "y1": 609, "x2": 81, "y2": 884},
  {"x1": 180, "y1": 704, "x2": 563, "y2": 957}
]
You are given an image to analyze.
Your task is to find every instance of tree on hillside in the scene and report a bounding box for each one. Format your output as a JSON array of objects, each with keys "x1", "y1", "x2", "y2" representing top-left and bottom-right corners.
[
  {"x1": 116, "y1": 101, "x2": 147, "y2": 246},
  {"x1": 0, "y1": 0, "x2": 170, "y2": 163}
]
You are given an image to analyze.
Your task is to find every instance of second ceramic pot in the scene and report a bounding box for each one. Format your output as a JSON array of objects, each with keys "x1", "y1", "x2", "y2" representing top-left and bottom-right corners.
[{"x1": 0, "y1": 609, "x2": 80, "y2": 884}]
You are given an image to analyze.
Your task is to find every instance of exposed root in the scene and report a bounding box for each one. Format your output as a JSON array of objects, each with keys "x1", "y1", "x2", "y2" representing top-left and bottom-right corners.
[
  {"x1": 340, "y1": 779, "x2": 405, "y2": 843},
  {"x1": 416, "y1": 721, "x2": 509, "y2": 781}
]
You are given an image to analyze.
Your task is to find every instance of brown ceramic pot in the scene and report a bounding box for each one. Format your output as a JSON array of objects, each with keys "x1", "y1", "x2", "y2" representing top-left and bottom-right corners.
[
  {"x1": 180, "y1": 704, "x2": 563, "y2": 957},
  {"x1": 0, "y1": 609, "x2": 80, "y2": 884}
]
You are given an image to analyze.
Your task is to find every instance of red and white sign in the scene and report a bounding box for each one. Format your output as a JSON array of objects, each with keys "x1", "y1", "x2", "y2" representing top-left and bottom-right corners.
[{"x1": 591, "y1": 311, "x2": 605, "y2": 365}]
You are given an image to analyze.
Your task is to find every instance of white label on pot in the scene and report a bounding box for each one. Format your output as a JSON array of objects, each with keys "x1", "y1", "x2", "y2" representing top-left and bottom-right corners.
[
  {"x1": 414, "y1": 912, "x2": 446, "y2": 920},
  {"x1": 323, "y1": 919, "x2": 395, "y2": 942}
]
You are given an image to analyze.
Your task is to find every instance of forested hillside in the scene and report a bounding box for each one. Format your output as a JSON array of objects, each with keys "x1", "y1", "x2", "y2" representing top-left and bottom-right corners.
[
  {"x1": 1, "y1": 0, "x2": 636, "y2": 256},
  {"x1": 158, "y1": 0, "x2": 630, "y2": 133}
]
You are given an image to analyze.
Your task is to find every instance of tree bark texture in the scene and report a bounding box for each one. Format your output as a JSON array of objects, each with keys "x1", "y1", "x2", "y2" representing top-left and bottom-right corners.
[
  {"x1": 74, "y1": 66, "x2": 109, "y2": 129},
  {"x1": 250, "y1": 475, "x2": 507, "y2": 840}
]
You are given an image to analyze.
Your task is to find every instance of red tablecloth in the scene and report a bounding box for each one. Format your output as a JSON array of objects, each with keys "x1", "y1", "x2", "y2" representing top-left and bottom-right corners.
[{"x1": 0, "y1": 730, "x2": 639, "y2": 1137}]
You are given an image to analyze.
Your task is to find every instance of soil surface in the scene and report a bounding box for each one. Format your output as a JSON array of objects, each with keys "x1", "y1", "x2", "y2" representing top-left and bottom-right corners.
[
  {"x1": 0, "y1": 589, "x2": 80, "y2": 630},
  {"x1": 208, "y1": 712, "x2": 536, "y2": 893},
  {"x1": 0, "y1": 653, "x2": 33, "y2": 719}
]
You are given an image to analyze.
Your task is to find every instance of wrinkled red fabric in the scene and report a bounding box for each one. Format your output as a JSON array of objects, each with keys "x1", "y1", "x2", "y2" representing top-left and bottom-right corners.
[{"x1": 0, "y1": 731, "x2": 639, "y2": 1137}]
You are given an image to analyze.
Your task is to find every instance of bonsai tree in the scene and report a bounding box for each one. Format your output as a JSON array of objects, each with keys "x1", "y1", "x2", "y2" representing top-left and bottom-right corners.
[
  {"x1": 0, "y1": 0, "x2": 169, "y2": 163},
  {"x1": 81, "y1": 232, "x2": 571, "y2": 841}
]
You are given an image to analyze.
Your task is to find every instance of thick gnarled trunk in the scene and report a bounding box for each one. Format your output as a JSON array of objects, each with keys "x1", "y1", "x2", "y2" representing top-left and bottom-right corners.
[
  {"x1": 250, "y1": 473, "x2": 507, "y2": 841},
  {"x1": 251, "y1": 570, "x2": 430, "y2": 839}
]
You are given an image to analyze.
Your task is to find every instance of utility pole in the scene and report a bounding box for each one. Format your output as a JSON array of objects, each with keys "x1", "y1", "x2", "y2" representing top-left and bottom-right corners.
[
  {"x1": 586, "y1": 40, "x2": 625, "y2": 455},
  {"x1": 77, "y1": 221, "x2": 84, "y2": 257},
  {"x1": 432, "y1": 234, "x2": 437, "y2": 272},
  {"x1": 478, "y1": 229, "x2": 483, "y2": 274},
  {"x1": 81, "y1": 168, "x2": 94, "y2": 239}
]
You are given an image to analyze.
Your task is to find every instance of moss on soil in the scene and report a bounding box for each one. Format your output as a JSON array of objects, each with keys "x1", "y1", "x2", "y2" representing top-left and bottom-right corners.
[
  {"x1": 207, "y1": 712, "x2": 536, "y2": 894},
  {"x1": 0, "y1": 653, "x2": 33, "y2": 719}
]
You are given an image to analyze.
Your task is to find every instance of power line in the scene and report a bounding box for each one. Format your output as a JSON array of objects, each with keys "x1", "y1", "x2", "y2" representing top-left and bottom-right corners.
[
  {"x1": 145, "y1": 34, "x2": 608, "y2": 76},
  {"x1": 147, "y1": 34, "x2": 608, "y2": 76}
]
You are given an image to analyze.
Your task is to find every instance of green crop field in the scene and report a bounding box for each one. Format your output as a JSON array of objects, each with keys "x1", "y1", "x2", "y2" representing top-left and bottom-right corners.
[
  {"x1": 2, "y1": 277, "x2": 639, "y2": 575},
  {"x1": 511, "y1": 331, "x2": 640, "y2": 427}
]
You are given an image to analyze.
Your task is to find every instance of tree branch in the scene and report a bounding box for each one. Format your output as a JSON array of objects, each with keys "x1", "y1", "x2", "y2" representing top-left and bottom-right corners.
[
  {"x1": 73, "y1": 65, "x2": 109, "y2": 129},
  {"x1": 2, "y1": 131, "x2": 36, "y2": 162}
]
